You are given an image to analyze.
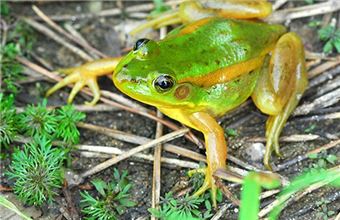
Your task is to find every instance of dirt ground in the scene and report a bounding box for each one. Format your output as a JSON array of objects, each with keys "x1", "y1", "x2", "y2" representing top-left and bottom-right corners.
[{"x1": 1, "y1": 1, "x2": 340, "y2": 220}]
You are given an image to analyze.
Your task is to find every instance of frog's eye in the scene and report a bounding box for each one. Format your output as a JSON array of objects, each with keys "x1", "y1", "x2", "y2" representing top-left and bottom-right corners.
[
  {"x1": 153, "y1": 75, "x2": 174, "y2": 92},
  {"x1": 133, "y1": 38, "x2": 150, "y2": 51}
]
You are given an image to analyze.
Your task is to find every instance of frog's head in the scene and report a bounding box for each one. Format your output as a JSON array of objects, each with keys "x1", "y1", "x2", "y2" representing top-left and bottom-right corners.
[{"x1": 113, "y1": 38, "x2": 199, "y2": 109}]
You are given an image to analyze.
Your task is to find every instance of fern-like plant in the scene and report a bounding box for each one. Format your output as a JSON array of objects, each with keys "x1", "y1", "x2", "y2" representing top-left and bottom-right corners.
[{"x1": 6, "y1": 137, "x2": 65, "y2": 206}]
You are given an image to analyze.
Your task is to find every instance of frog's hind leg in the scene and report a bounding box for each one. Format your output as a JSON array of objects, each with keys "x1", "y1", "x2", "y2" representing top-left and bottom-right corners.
[{"x1": 251, "y1": 32, "x2": 308, "y2": 170}]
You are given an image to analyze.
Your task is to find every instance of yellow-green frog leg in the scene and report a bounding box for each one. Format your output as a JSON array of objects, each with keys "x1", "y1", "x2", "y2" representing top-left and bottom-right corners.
[
  {"x1": 130, "y1": 0, "x2": 272, "y2": 35},
  {"x1": 160, "y1": 108, "x2": 227, "y2": 207},
  {"x1": 46, "y1": 57, "x2": 121, "y2": 105},
  {"x1": 251, "y1": 32, "x2": 308, "y2": 170}
]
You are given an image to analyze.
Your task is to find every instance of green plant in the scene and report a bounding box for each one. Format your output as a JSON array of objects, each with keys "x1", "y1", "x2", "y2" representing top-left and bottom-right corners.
[
  {"x1": 55, "y1": 105, "x2": 85, "y2": 144},
  {"x1": 307, "y1": 151, "x2": 337, "y2": 170},
  {"x1": 149, "y1": 192, "x2": 213, "y2": 220},
  {"x1": 0, "y1": 0, "x2": 9, "y2": 16},
  {"x1": 318, "y1": 24, "x2": 340, "y2": 54},
  {"x1": 150, "y1": 0, "x2": 171, "y2": 17},
  {"x1": 6, "y1": 137, "x2": 66, "y2": 206},
  {"x1": 80, "y1": 169, "x2": 136, "y2": 220},
  {"x1": 19, "y1": 99, "x2": 57, "y2": 138},
  {"x1": 0, "y1": 43, "x2": 23, "y2": 93},
  {"x1": 0, "y1": 93, "x2": 18, "y2": 148}
]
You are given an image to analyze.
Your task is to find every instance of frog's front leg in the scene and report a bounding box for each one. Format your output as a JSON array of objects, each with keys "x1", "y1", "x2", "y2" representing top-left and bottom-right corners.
[
  {"x1": 46, "y1": 57, "x2": 121, "y2": 105},
  {"x1": 251, "y1": 32, "x2": 308, "y2": 170},
  {"x1": 188, "y1": 111, "x2": 227, "y2": 207}
]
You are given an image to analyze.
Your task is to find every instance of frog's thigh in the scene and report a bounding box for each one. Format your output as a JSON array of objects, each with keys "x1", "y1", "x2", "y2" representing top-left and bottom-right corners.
[
  {"x1": 201, "y1": 0, "x2": 272, "y2": 19},
  {"x1": 251, "y1": 32, "x2": 308, "y2": 169}
]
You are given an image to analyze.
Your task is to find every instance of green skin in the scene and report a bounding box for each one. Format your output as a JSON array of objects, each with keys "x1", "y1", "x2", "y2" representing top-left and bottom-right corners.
[{"x1": 113, "y1": 17, "x2": 286, "y2": 117}]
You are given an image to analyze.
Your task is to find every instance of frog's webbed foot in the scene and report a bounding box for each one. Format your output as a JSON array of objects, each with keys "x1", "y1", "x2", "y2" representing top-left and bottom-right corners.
[
  {"x1": 46, "y1": 58, "x2": 121, "y2": 105},
  {"x1": 251, "y1": 33, "x2": 308, "y2": 170},
  {"x1": 46, "y1": 69, "x2": 99, "y2": 105}
]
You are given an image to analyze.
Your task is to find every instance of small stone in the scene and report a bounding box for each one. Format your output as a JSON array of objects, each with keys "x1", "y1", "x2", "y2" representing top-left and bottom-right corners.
[{"x1": 243, "y1": 142, "x2": 265, "y2": 162}]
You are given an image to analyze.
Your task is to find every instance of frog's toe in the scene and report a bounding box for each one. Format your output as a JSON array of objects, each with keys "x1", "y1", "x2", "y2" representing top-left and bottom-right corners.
[
  {"x1": 46, "y1": 72, "x2": 81, "y2": 97},
  {"x1": 190, "y1": 168, "x2": 218, "y2": 207},
  {"x1": 84, "y1": 78, "x2": 100, "y2": 106},
  {"x1": 67, "y1": 80, "x2": 86, "y2": 104}
]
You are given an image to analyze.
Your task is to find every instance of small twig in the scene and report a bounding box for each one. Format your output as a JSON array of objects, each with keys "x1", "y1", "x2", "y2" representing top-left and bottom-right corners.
[
  {"x1": 40, "y1": 3, "x2": 155, "y2": 21},
  {"x1": 308, "y1": 56, "x2": 340, "y2": 78},
  {"x1": 152, "y1": 111, "x2": 163, "y2": 217},
  {"x1": 210, "y1": 203, "x2": 232, "y2": 220},
  {"x1": 294, "y1": 88, "x2": 340, "y2": 116},
  {"x1": 216, "y1": 179, "x2": 240, "y2": 206},
  {"x1": 80, "y1": 128, "x2": 189, "y2": 181},
  {"x1": 275, "y1": 139, "x2": 340, "y2": 172},
  {"x1": 62, "y1": 182, "x2": 79, "y2": 220},
  {"x1": 32, "y1": 5, "x2": 107, "y2": 59},
  {"x1": 76, "y1": 145, "x2": 199, "y2": 169},
  {"x1": 23, "y1": 18, "x2": 93, "y2": 61},
  {"x1": 267, "y1": 0, "x2": 340, "y2": 23},
  {"x1": 77, "y1": 122, "x2": 206, "y2": 163},
  {"x1": 247, "y1": 134, "x2": 320, "y2": 143}
]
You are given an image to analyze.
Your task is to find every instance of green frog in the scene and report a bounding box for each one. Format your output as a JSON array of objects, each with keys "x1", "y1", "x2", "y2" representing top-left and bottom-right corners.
[{"x1": 47, "y1": 0, "x2": 308, "y2": 206}]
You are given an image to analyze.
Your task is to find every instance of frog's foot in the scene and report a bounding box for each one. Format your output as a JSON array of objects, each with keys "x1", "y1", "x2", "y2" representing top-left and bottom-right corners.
[
  {"x1": 46, "y1": 68, "x2": 100, "y2": 105},
  {"x1": 188, "y1": 167, "x2": 218, "y2": 207},
  {"x1": 46, "y1": 58, "x2": 121, "y2": 105},
  {"x1": 251, "y1": 33, "x2": 308, "y2": 170}
]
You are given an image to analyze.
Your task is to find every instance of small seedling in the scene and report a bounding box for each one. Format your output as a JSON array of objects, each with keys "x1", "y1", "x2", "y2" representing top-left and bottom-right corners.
[
  {"x1": 307, "y1": 151, "x2": 338, "y2": 170},
  {"x1": 318, "y1": 23, "x2": 340, "y2": 54},
  {"x1": 6, "y1": 137, "x2": 66, "y2": 206},
  {"x1": 80, "y1": 169, "x2": 136, "y2": 220},
  {"x1": 225, "y1": 128, "x2": 238, "y2": 137},
  {"x1": 19, "y1": 99, "x2": 57, "y2": 138},
  {"x1": 149, "y1": 192, "x2": 213, "y2": 220},
  {"x1": 55, "y1": 105, "x2": 86, "y2": 144}
]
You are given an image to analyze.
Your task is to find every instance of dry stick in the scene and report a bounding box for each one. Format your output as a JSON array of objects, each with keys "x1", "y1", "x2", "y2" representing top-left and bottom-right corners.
[
  {"x1": 216, "y1": 179, "x2": 240, "y2": 207},
  {"x1": 308, "y1": 56, "x2": 340, "y2": 78},
  {"x1": 266, "y1": 0, "x2": 340, "y2": 23},
  {"x1": 32, "y1": 5, "x2": 107, "y2": 59},
  {"x1": 247, "y1": 134, "x2": 320, "y2": 143},
  {"x1": 275, "y1": 139, "x2": 340, "y2": 172},
  {"x1": 44, "y1": 3, "x2": 155, "y2": 21},
  {"x1": 259, "y1": 165, "x2": 340, "y2": 218},
  {"x1": 295, "y1": 112, "x2": 340, "y2": 122},
  {"x1": 294, "y1": 87, "x2": 340, "y2": 116},
  {"x1": 76, "y1": 145, "x2": 199, "y2": 169},
  {"x1": 272, "y1": 0, "x2": 288, "y2": 10},
  {"x1": 77, "y1": 122, "x2": 206, "y2": 162},
  {"x1": 151, "y1": 28, "x2": 167, "y2": 216},
  {"x1": 23, "y1": 18, "x2": 93, "y2": 62},
  {"x1": 80, "y1": 128, "x2": 189, "y2": 180},
  {"x1": 16, "y1": 56, "x2": 202, "y2": 147},
  {"x1": 211, "y1": 203, "x2": 232, "y2": 220},
  {"x1": 152, "y1": 110, "x2": 163, "y2": 217}
]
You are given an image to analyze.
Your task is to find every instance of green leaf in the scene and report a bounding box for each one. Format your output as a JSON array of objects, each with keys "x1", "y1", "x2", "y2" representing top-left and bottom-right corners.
[
  {"x1": 333, "y1": 37, "x2": 340, "y2": 53},
  {"x1": 318, "y1": 25, "x2": 334, "y2": 41},
  {"x1": 323, "y1": 40, "x2": 334, "y2": 54},
  {"x1": 308, "y1": 153, "x2": 319, "y2": 159},
  {"x1": 91, "y1": 179, "x2": 107, "y2": 197},
  {"x1": 326, "y1": 155, "x2": 337, "y2": 164}
]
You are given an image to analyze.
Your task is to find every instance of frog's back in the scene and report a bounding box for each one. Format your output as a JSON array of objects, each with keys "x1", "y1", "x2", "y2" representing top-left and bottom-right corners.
[{"x1": 159, "y1": 17, "x2": 286, "y2": 83}]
